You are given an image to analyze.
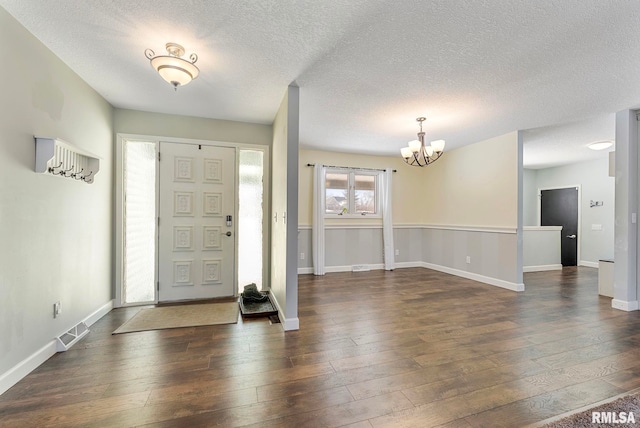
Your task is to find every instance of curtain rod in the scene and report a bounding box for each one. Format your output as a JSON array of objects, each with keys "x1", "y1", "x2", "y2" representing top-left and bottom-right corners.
[{"x1": 306, "y1": 163, "x2": 397, "y2": 173}]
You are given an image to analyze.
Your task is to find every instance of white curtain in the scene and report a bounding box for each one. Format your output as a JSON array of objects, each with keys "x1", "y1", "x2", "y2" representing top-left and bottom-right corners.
[
  {"x1": 312, "y1": 164, "x2": 326, "y2": 275},
  {"x1": 381, "y1": 168, "x2": 395, "y2": 270}
]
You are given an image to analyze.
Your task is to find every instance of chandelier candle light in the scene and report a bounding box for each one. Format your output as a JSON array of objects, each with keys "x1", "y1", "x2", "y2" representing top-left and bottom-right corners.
[
  {"x1": 145, "y1": 43, "x2": 199, "y2": 90},
  {"x1": 401, "y1": 117, "x2": 445, "y2": 167}
]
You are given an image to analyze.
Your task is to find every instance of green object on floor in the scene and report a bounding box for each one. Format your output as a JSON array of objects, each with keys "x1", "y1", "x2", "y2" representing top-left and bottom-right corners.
[{"x1": 241, "y1": 283, "x2": 268, "y2": 302}]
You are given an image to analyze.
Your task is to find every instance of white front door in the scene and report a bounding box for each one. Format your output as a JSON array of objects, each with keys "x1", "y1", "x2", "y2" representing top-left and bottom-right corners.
[{"x1": 158, "y1": 142, "x2": 236, "y2": 302}]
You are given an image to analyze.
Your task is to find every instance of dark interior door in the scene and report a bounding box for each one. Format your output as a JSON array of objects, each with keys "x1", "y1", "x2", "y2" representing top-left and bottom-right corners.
[{"x1": 541, "y1": 188, "x2": 578, "y2": 266}]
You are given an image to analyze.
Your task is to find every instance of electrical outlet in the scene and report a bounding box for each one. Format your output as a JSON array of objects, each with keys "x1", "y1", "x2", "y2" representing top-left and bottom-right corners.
[
  {"x1": 395, "y1": 249, "x2": 400, "y2": 256},
  {"x1": 53, "y1": 301, "x2": 61, "y2": 318},
  {"x1": 300, "y1": 252, "x2": 305, "y2": 260},
  {"x1": 466, "y1": 256, "x2": 471, "y2": 264}
]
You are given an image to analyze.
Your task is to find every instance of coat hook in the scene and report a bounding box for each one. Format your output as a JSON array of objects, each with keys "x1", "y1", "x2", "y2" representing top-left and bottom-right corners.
[
  {"x1": 48, "y1": 162, "x2": 63, "y2": 174},
  {"x1": 72, "y1": 168, "x2": 85, "y2": 180},
  {"x1": 82, "y1": 171, "x2": 93, "y2": 183},
  {"x1": 61, "y1": 165, "x2": 74, "y2": 177}
]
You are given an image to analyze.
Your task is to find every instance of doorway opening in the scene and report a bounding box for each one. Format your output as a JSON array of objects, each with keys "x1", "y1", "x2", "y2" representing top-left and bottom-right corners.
[{"x1": 118, "y1": 138, "x2": 268, "y2": 306}]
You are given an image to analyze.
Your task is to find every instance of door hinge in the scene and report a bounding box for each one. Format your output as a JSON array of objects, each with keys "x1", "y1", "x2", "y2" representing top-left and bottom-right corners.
[
  {"x1": 198, "y1": 144, "x2": 202, "y2": 150},
  {"x1": 157, "y1": 217, "x2": 160, "y2": 227},
  {"x1": 158, "y1": 151, "x2": 161, "y2": 161},
  {"x1": 157, "y1": 281, "x2": 160, "y2": 291}
]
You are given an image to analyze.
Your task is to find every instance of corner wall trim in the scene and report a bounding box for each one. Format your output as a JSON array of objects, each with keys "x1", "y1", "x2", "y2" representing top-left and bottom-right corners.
[
  {"x1": 0, "y1": 299, "x2": 114, "y2": 396},
  {"x1": 523, "y1": 264, "x2": 562, "y2": 273},
  {"x1": 298, "y1": 267, "x2": 314, "y2": 275},
  {"x1": 268, "y1": 293, "x2": 300, "y2": 331},
  {"x1": 422, "y1": 262, "x2": 525, "y2": 292},
  {"x1": 579, "y1": 261, "x2": 599, "y2": 269},
  {"x1": 612, "y1": 299, "x2": 640, "y2": 311}
]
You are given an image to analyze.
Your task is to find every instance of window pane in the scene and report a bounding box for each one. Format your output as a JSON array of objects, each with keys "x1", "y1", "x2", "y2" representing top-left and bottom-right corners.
[
  {"x1": 238, "y1": 150, "x2": 264, "y2": 290},
  {"x1": 355, "y1": 174, "x2": 376, "y2": 214},
  {"x1": 124, "y1": 141, "x2": 156, "y2": 304},
  {"x1": 325, "y1": 172, "x2": 349, "y2": 214}
]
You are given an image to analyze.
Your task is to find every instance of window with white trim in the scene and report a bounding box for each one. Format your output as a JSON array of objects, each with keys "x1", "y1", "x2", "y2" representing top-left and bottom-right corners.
[{"x1": 325, "y1": 169, "x2": 381, "y2": 217}]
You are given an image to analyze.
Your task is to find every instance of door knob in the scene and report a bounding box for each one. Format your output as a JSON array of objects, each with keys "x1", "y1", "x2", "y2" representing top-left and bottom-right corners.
[
  {"x1": 566, "y1": 234, "x2": 576, "y2": 239},
  {"x1": 225, "y1": 231, "x2": 232, "y2": 237}
]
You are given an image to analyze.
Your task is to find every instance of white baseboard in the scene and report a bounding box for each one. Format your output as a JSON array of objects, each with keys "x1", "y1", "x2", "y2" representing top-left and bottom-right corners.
[
  {"x1": 422, "y1": 262, "x2": 525, "y2": 292},
  {"x1": 297, "y1": 261, "x2": 523, "y2": 291},
  {"x1": 579, "y1": 260, "x2": 599, "y2": 268},
  {"x1": 394, "y1": 261, "x2": 425, "y2": 269},
  {"x1": 298, "y1": 262, "x2": 423, "y2": 275},
  {"x1": 325, "y1": 264, "x2": 385, "y2": 273},
  {"x1": 612, "y1": 299, "x2": 640, "y2": 311},
  {"x1": 0, "y1": 299, "x2": 114, "y2": 396},
  {"x1": 0, "y1": 340, "x2": 57, "y2": 396},
  {"x1": 268, "y1": 293, "x2": 300, "y2": 331},
  {"x1": 84, "y1": 300, "x2": 114, "y2": 328},
  {"x1": 282, "y1": 317, "x2": 300, "y2": 331},
  {"x1": 523, "y1": 264, "x2": 562, "y2": 272}
]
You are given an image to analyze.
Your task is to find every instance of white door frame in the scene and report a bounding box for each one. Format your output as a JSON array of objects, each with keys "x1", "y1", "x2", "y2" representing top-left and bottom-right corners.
[
  {"x1": 537, "y1": 184, "x2": 582, "y2": 267},
  {"x1": 115, "y1": 133, "x2": 271, "y2": 307}
]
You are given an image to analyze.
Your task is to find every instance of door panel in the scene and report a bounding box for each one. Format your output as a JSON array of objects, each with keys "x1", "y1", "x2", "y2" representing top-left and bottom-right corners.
[
  {"x1": 158, "y1": 142, "x2": 236, "y2": 301},
  {"x1": 541, "y1": 187, "x2": 578, "y2": 266}
]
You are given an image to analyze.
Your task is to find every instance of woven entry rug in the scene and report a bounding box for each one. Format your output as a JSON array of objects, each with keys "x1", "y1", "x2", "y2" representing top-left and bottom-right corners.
[
  {"x1": 113, "y1": 302, "x2": 239, "y2": 334},
  {"x1": 540, "y1": 391, "x2": 640, "y2": 428}
]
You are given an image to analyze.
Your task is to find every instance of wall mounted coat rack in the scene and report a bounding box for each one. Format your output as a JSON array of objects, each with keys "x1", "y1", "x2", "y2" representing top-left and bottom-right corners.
[{"x1": 35, "y1": 137, "x2": 100, "y2": 184}]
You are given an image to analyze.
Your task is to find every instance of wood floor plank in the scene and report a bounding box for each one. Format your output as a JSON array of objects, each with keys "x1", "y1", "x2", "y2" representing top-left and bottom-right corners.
[
  {"x1": 2, "y1": 267, "x2": 639, "y2": 427},
  {"x1": 464, "y1": 379, "x2": 625, "y2": 427}
]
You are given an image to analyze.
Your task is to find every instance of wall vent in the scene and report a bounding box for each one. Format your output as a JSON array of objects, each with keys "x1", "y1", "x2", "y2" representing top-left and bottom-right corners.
[
  {"x1": 55, "y1": 322, "x2": 89, "y2": 352},
  {"x1": 352, "y1": 264, "x2": 370, "y2": 272}
]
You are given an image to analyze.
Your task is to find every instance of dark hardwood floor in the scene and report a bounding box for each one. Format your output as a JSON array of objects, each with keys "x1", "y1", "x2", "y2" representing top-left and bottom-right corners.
[{"x1": 2, "y1": 267, "x2": 640, "y2": 427}]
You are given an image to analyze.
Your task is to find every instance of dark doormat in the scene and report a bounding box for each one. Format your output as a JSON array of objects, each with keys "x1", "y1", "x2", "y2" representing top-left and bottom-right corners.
[{"x1": 239, "y1": 295, "x2": 278, "y2": 318}]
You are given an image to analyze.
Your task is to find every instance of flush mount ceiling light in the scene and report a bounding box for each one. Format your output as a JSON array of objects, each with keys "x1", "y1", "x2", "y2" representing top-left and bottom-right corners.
[
  {"x1": 144, "y1": 43, "x2": 199, "y2": 90},
  {"x1": 400, "y1": 117, "x2": 445, "y2": 167},
  {"x1": 587, "y1": 140, "x2": 614, "y2": 151}
]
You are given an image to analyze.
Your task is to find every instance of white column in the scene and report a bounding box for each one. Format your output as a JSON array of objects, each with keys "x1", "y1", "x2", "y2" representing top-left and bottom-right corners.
[{"x1": 612, "y1": 109, "x2": 638, "y2": 311}]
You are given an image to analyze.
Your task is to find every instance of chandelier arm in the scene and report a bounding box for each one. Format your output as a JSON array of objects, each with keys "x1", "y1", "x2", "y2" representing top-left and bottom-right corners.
[{"x1": 413, "y1": 151, "x2": 423, "y2": 166}]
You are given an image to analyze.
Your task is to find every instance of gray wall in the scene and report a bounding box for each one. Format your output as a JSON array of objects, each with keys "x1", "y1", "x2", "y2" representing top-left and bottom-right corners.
[
  {"x1": 530, "y1": 156, "x2": 615, "y2": 264},
  {"x1": 523, "y1": 228, "x2": 562, "y2": 269},
  {"x1": 0, "y1": 7, "x2": 113, "y2": 385},
  {"x1": 299, "y1": 226, "x2": 521, "y2": 289}
]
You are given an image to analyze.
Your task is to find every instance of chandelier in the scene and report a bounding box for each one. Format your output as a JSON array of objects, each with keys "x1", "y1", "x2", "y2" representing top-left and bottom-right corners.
[
  {"x1": 144, "y1": 43, "x2": 199, "y2": 90},
  {"x1": 400, "y1": 117, "x2": 445, "y2": 167}
]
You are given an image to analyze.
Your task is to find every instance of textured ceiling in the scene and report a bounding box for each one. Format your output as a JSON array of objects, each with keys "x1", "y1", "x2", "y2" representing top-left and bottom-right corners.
[{"x1": 2, "y1": 1, "x2": 638, "y2": 168}]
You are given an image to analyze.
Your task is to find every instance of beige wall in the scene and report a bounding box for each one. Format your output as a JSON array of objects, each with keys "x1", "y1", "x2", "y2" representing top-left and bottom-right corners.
[
  {"x1": 298, "y1": 149, "x2": 424, "y2": 226},
  {"x1": 0, "y1": 7, "x2": 114, "y2": 381},
  {"x1": 114, "y1": 108, "x2": 273, "y2": 146},
  {"x1": 299, "y1": 133, "x2": 518, "y2": 228},
  {"x1": 421, "y1": 132, "x2": 519, "y2": 228}
]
